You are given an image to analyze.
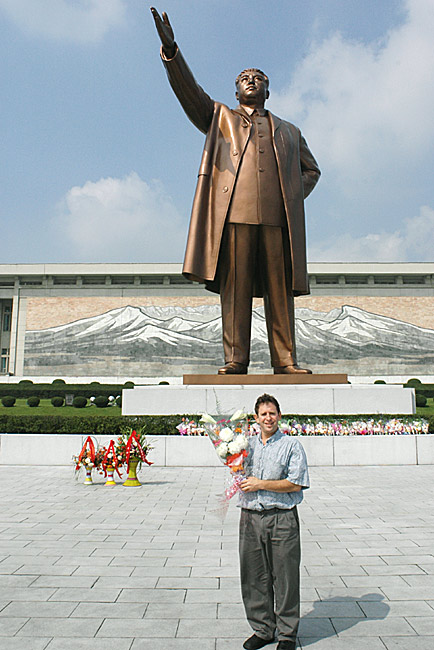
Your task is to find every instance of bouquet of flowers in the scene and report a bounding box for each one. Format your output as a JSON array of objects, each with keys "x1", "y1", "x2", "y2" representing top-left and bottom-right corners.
[
  {"x1": 73, "y1": 436, "x2": 107, "y2": 484},
  {"x1": 176, "y1": 418, "x2": 206, "y2": 436},
  {"x1": 73, "y1": 436, "x2": 107, "y2": 471},
  {"x1": 200, "y1": 410, "x2": 252, "y2": 501},
  {"x1": 115, "y1": 427, "x2": 153, "y2": 471}
]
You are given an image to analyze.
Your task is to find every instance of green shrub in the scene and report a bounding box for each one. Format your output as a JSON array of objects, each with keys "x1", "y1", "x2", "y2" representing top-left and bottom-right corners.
[
  {"x1": 1, "y1": 396, "x2": 16, "y2": 407},
  {"x1": 26, "y1": 396, "x2": 40, "y2": 407},
  {"x1": 18, "y1": 379, "x2": 33, "y2": 385},
  {"x1": 94, "y1": 395, "x2": 108, "y2": 408},
  {"x1": 72, "y1": 396, "x2": 87, "y2": 408},
  {"x1": 0, "y1": 382, "x2": 133, "y2": 399},
  {"x1": 429, "y1": 416, "x2": 434, "y2": 434},
  {"x1": 51, "y1": 396, "x2": 64, "y2": 407},
  {"x1": 406, "y1": 378, "x2": 422, "y2": 387},
  {"x1": 159, "y1": 381, "x2": 169, "y2": 385},
  {"x1": 52, "y1": 378, "x2": 66, "y2": 385},
  {"x1": 374, "y1": 380, "x2": 386, "y2": 384},
  {"x1": 116, "y1": 395, "x2": 122, "y2": 408},
  {"x1": 123, "y1": 381, "x2": 134, "y2": 389},
  {"x1": 0, "y1": 413, "x2": 196, "y2": 435},
  {"x1": 416, "y1": 393, "x2": 427, "y2": 407},
  {"x1": 90, "y1": 381, "x2": 100, "y2": 386}
]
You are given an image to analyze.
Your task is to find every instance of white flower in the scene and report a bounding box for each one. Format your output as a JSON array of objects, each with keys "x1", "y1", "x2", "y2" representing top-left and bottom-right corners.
[
  {"x1": 200, "y1": 413, "x2": 217, "y2": 424},
  {"x1": 230, "y1": 409, "x2": 247, "y2": 421},
  {"x1": 228, "y1": 434, "x2": 248, "y2": 455},
  {"x1": 85, "y1": 458, "x2": 92, "y2": 465},
  {"x1": 108, "y1": 396, "x2": 115, "y2": 402},
  {"x1": 216, "y1": 442, "x2": 228, "y2": 458},
  {"x1": 219, "y1": 427, "x2": 234, "y2": 442},
  {"x1": 90, "y1": 396, "x2": 95, "y2": 402}
]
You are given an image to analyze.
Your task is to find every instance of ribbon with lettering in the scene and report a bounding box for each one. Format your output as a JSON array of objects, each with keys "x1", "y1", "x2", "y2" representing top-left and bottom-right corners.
[
  {"x1": 76, "y1": 436, "x2": 96, "y2": 470},
  {"x1": 102, "y1": 440, "x2": 122, "y2": 478},
  {"x1": 125, "y1": 430, "x2": 153, "y2": 470}
]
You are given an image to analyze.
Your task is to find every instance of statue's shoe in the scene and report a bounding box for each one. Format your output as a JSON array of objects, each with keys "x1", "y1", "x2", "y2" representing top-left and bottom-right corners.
[
  {"x1": 218, "y1": 362, "x2": 248, "y2": 375},
  {"x1": 274, "y1": 364, "x2": 312, "y2": 375}
]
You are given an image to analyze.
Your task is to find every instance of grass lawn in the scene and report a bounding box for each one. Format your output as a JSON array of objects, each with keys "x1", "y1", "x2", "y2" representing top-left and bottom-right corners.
[
  {"x1": 0, "y1": 399, "x2": 122, "y2": 417},
  {"x1": 417, "y1": 397, "x2": 434, "y2": 418}
]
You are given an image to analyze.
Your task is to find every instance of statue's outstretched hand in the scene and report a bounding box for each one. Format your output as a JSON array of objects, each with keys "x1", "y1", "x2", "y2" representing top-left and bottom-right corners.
[{"x1": 150, "y1": 7, "x2": 176, "y2": 58}]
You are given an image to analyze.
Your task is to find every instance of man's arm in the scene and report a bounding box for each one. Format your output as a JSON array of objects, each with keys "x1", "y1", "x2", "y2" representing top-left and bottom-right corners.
[
  {"x1": 299, "y1": 132, "x2": 320, "y2": 199},
  {"x1": 240, "y1": 477, "x2": 302, "y2": 493},
  {"x1": 150, "y1": 7, "x2": 214, "y2": 134}
]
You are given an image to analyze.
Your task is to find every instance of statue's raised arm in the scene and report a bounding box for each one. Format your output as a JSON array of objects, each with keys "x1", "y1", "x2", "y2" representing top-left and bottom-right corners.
[
  {"x1": 150, "y1": 7, "x2": 176, "y2": 59},
  {"x1": 150, "y1": 7, "x2": 214, "y2": 134}
]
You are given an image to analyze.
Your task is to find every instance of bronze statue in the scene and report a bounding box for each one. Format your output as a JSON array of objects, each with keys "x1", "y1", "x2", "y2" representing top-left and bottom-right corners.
[{"x1": 151, "y1": 8, "x2": 320, "y2": 375}]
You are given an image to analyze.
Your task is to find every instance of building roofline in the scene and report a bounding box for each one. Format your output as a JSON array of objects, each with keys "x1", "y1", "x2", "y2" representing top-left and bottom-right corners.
[{"x1": 0, "y1": 262, "x2": 432, "y2": 276}]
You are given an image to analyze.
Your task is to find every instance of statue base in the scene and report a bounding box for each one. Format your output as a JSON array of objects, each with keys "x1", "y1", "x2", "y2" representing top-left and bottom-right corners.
[
  {"x1": 122, "y1": 382, "x2": 415, "y2": 416},
  {"x1": 183, "y1": 373, "x2": 348, "y2": 385}
]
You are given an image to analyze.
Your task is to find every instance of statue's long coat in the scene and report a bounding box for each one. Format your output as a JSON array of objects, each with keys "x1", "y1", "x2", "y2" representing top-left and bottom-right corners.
[{"x1": 162, "y1": 48, "x2": 320, "y2": 297}]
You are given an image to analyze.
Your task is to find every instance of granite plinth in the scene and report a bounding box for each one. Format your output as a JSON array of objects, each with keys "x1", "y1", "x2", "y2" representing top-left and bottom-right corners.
[
  {"x1": 122, "y1": 384, "x2": 415, "y2": 416},
  {"x1": 183, "y1": 373, "x2": 348, "y2": 385}
]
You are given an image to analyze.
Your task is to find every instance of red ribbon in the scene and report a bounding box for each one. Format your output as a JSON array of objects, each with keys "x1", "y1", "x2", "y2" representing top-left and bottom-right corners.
[
  {"x1": 225, "y1": 449, "x2": 248, "y2": 471},
  {"x1": 102, "y1": 440, "x2": 122, "y2": 478},
  {"x1": 76, "y1": 436, "x2": 96, "y2": 470},
  {"x1": 125, "y1": 430, "x2": 153, "y2": 470}
]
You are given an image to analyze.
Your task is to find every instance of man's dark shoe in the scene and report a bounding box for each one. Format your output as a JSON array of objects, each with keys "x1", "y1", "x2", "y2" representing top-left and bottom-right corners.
[
  {"x1": 243, "y1": 634, "x2": 274, "y2": 650},
  {"x1": 274, "y1": 364, "x2": 312, "y2": 375},
  {"x1": 218, "y1": 361, "x2": 248, "y2": 375},
  {"x1": 276, "y1": 641, "x2": 296, "y2": 650}
]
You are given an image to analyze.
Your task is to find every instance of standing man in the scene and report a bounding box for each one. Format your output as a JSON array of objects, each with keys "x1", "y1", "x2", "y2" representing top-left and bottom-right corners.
[
  {"x1": 151, "y1": 9, "x2": 320, "y2": 375},
  {"x1": 239, "y1": 394, "x2": 309, "y2": 650}
]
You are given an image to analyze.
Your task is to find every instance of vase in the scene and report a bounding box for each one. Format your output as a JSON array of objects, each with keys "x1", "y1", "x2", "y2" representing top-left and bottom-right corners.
[
  {"x1": 83, "y1": 465, "x2": 93, "y2": 485},
  {"x1": 123, "y1": 458, "x2": 141, "y2": 487},
  {"x1": 104, "y1": 465, "x2": 116, "y2": 486}
]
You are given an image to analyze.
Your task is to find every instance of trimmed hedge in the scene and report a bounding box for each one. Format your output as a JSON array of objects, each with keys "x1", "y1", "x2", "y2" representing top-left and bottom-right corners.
[
  {"x1": 26, "y1": 396, "x2": 41, "y2": 407},
  {"x1": 0, "y1": 383, "x2": 135, "y2": 399},
  {"x1": 1, "y1": 396, "x2": 16, "y2": 407},
  {"x1": 0, "y1": 414, "x2": 192, "y2": 435},
  {"x1": 51, "y1": 396, "x2": 65, "y2": 407},
  {"x1": 416, "y1": 394, "x2": 428, "y2": 407},
  {"x1": 72, "y1": 396, "x2": 87, "y2": 408},
  {"x1": 94, "y1": 396, "x2": 109, "y2": 408}
]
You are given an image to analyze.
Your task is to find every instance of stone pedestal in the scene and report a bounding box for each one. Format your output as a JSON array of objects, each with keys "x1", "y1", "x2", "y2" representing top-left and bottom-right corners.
[{"x1": 122, "y1": 382, "x2": 415, "y2": 416}]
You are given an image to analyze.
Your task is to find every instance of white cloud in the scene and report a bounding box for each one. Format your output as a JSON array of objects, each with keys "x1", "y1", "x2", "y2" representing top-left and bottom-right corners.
[
  {"x1": 0, "y1": 0, "x2": 125, "y2": 44},
  {"x1": 55, "y1": 172, "x2": 186, "y2": 262},
  {"x1": 269, "y1": 0, "x2": 434, "y2": 239},
  {"x1": 308, "y1": 204, "x2": 434, "y2": 262},
  {"x1": 270, "y1": 0, "x2": 434, "y2": 179}
]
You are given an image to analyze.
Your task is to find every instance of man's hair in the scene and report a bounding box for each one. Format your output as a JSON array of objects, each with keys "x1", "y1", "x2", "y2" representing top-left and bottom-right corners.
[
  {"x1": 235, "y1": 68, "x2": 269, "y2": 88},
  {"x1": 254, "y1": 393, "x2": 281, "y2": 415}
]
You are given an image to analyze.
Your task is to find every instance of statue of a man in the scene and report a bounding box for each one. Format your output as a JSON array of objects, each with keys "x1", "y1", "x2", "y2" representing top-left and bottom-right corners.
[{"x1": 151, "y1": 8, "x2": 320, "y2": 375}]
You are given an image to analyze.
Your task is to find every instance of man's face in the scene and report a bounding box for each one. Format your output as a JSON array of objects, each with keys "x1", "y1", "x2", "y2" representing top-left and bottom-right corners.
[
  {"x1": 236, "y1": 71, "x2": 269, "y2": 107},
  {"x1": 254, "y1": 402, "x2": 280, "y2": 438}
]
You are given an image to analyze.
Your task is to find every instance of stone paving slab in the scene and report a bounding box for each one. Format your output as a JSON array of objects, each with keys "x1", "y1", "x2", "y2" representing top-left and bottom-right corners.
[{"x1": 1, "y1": 464, "x2": 434, "y2": 649}]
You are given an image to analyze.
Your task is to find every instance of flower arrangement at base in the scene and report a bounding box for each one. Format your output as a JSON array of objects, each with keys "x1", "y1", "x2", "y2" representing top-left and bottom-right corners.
[
  {"x1": 73, "y1": 436, "x2": 106, "y2": 484},
  {"x1": 200, "y1": 410, "x2": 252, "y2": 502},
  {"x1": 115, "y1": 427, "x2": 153, "y2": 486},
  {"x1": 176, "y1": 418, "x2": 206, "y2": 436}
]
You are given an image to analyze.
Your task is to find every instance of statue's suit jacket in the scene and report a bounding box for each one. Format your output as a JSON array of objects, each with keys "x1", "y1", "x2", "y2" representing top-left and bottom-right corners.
[{"x1": 162, "y1": 47, "x2": 320, "y2": 297}]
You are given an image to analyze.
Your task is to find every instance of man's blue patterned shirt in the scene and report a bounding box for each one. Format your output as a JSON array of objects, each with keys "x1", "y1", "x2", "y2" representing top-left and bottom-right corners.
[{"x1": 238, "y1": 429, "x2": 310, "y2": 511}]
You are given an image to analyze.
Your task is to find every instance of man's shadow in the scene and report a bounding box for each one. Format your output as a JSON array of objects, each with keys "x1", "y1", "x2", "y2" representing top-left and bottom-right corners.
[{"x1": 298, "y1": 593, "x2": 390, "y2": 646}]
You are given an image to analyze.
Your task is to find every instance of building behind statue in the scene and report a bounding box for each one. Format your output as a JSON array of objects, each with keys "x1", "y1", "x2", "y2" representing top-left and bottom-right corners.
[{"x1": 0, "y1": 262, "x2": 433, "y2": 381}]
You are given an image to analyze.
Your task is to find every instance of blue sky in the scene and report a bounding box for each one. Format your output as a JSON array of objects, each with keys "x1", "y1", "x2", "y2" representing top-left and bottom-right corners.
[{"x1": 1, "y1": 0, "x2": 433, "y2": 264}]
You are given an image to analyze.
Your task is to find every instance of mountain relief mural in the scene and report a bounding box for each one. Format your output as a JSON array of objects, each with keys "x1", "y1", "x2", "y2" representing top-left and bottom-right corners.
[{"x1": 23, "y1": 304, "x2": 434, "y2": 376}]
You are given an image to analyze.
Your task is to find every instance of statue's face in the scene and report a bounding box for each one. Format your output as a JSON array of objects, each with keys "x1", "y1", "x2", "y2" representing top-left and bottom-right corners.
[{"x1": 236, "y1": 71, "x2": 269, "y2": 107}]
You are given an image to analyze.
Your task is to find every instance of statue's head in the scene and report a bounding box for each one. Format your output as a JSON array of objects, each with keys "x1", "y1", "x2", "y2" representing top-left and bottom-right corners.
[{"x1": 235, "y1": 68, "x2": 270, "y2": 107}]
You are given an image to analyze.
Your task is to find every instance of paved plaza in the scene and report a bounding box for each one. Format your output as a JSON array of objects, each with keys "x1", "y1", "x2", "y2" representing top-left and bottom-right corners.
[{"x1": 1, "y1": 463, "x2": 434, "y2": 649}]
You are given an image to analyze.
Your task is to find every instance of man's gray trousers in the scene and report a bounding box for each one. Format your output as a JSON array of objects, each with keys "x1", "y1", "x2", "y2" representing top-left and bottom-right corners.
[{"x1": 239, "y1": 507, "x2": 300, "y2": 641}]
